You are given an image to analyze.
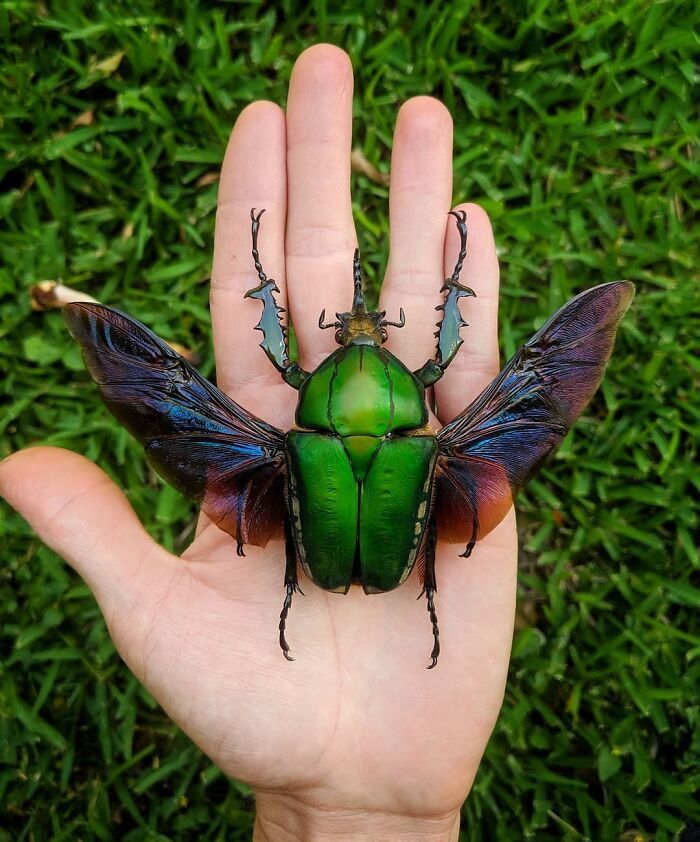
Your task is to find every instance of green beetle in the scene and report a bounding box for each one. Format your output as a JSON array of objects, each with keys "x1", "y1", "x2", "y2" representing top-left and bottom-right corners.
[
  {"x1": 287, "y1": 260, "x2": 437, "y2": 597},
  {"x1": 65, "y1": 209, "x2": 634, "y2": 666}
]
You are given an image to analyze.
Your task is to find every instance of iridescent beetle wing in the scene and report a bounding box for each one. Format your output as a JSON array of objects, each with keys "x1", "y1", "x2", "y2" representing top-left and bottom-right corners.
[
  {"x1": 64, "y1": 303, "x2": 286, "y2": 548},
  {"x1": 435, "y1": 281, "x2": 635, "y2": 552}
]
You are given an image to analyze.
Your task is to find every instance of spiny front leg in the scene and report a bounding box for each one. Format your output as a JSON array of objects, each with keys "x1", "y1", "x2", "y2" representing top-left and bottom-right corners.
[
  {"x1": 415, "y1": 210, "x2": 476, "y2": 387},
  {"x1": 244, "y1": 208, "x2": 308, "y2": 389}
]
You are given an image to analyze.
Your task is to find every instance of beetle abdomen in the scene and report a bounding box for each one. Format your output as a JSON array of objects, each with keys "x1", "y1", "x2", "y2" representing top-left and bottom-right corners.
[
  {"x1": 287, "y1": 431, "x2": 358, "y2": 593},
  {"x1": 287, "y1": 429, "x2": 437, "y2": 595},
  {"x1": 296, "y1": 345, "x2": 427, "y2": 436},
  {"x1": 358, "y1": 434, "x2": 437, "y2": 593}
]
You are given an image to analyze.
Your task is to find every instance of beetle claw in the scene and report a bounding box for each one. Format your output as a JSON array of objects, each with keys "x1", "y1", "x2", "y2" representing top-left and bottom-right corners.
[
  {"x1": 278, "y1": 582, "x2": 297, "y2": 662},
  {"x1": 422, "y1": 586, "x2": 441, "y2": 668}
]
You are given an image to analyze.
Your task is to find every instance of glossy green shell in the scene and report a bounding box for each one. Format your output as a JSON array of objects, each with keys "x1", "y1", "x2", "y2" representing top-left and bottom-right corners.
[{"x1": 287, "y1": 342, "x2": 437, "y2": 594}]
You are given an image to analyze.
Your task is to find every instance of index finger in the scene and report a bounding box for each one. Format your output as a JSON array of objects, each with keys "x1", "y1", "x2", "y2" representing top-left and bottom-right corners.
[{"x1": 210, "y1": 101, "x2": 288, "y2": 402}]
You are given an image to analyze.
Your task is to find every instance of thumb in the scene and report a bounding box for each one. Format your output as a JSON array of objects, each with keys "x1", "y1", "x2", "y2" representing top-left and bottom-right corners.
[{"x1": 0, "y1": 446, "x2": 179, "y2": 617}]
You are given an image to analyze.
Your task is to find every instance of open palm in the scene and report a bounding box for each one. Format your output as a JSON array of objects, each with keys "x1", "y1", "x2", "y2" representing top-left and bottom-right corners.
[{"x1": 1, "y1": 45, "x2": 516, "y2": 839}]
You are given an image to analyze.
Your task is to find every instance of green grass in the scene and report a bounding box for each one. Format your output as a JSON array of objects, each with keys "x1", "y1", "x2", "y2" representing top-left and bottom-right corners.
[{"x1": 1, "y1": 1, "x2": 698, "y2": 839}]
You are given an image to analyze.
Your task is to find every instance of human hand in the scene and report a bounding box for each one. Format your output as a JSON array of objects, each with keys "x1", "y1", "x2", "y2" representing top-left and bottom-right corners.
[{"x1": 0, "y1": 45, "x2": 516, "y2": 840}]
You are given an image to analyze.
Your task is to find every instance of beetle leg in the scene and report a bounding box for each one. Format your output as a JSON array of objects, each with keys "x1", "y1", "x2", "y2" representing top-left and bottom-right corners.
[
  {"x1": 244, "y1": 209, "x2": 308, "y2": 390},
  {"x1": 279, "y1": 515, "x2": 302, "y2": 661},
  {"x1": 459, "y1": 489, "x2": 480, "y2": 559},
  {"x1": 459, "y1": 511, "x2": 479, "y2": 559},
  {"x1": 414, "y1": 210, "x2": 476, "y2": 386},
  {"x1": 419, "y1": 518, "x2": 441, "y2": 669}
]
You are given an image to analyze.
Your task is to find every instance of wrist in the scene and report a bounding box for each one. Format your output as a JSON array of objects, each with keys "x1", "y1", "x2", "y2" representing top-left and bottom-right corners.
[{"x1": 253, "y1": 792, "x2": 461, "y2": 842}]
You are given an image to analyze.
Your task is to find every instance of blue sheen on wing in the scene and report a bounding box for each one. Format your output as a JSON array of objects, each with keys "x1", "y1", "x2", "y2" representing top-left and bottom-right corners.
[{"x1": 64, "y1": 303, "x2": 286, "y2": 546}]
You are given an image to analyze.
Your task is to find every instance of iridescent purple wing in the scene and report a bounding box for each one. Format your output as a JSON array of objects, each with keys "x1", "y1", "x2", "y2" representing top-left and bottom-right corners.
[
  {"x1": 435, "y1": 281, "x2": 635, "y2": 549},
  {"x1": 64, "y1": 303, "x2": 286, "y2": 547}
]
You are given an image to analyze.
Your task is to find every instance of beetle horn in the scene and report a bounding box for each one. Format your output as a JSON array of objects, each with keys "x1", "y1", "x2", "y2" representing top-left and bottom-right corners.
[{"x1": 352, "y1": 248, "x2": 367, "y2": 314}]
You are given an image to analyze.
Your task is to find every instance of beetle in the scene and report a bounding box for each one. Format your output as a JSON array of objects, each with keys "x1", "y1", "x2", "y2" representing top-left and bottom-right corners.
[{"x1": 64, "y1": 209, "x2": 634, "y2": 667}]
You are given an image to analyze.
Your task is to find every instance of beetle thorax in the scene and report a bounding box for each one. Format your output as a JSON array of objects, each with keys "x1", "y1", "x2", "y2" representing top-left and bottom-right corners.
[{"x1": 296, "y1": 344, "x2": 427, "y2": 438}]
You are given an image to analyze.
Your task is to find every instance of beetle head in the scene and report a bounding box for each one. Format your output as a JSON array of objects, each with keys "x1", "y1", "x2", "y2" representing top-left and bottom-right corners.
[{"x1": 318, "y1": 249, "x2": 405, "y2": 346}]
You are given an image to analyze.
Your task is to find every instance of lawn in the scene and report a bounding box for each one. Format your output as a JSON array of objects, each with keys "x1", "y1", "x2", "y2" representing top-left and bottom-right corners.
[{"x1": 1, "y1": 1, "x2": 698, "y2": 839}]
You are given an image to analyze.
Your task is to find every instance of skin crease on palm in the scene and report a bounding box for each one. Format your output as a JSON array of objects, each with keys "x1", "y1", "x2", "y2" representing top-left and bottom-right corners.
[{"x1": 0, "y1": 45, "x2": 517, "y2": 840}]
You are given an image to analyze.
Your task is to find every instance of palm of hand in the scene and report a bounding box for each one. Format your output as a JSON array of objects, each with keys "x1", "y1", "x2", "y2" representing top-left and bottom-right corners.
[
  {"x1": 1, "y1": 45, "x2": 516, "y2": 827},
  {"x1": 125, "y1": 501, "x2": 515, "y2": 819}
]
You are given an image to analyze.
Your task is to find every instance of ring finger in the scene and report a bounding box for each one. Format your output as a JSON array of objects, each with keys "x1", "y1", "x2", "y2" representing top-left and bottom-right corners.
[{"x1": 380, "y1": 96, "x2": 454, "y2": 374}]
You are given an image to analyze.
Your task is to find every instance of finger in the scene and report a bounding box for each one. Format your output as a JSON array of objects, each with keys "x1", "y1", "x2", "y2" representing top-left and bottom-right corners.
[
  {"x1": 380, "y1": 97, "x2": 454, "y2": 372},
  {"x1": 210, "y1": 101, "x2": 287, "y2": 397},
  {"x1": 285, "y1": 44, "x2": 357, "y2": 370},
  {"x1": 435, "y1": 203, "x2": 500, "y2": 423},
  {"x1": 0, "y1": 447, "x2": 178, "y2": 615}
]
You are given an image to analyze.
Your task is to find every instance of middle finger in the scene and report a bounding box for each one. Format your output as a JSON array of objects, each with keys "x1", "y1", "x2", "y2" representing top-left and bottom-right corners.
[{"x1": 285, "y1": 45, "x2": 358, "y2": 372}]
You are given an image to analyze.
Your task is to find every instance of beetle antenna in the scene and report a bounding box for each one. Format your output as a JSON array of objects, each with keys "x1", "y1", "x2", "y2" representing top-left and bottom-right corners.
[
  {"x1": 318, "y1": 309, "x2": 341, "y2": 330},
  {"x1": 381, "y1": 308, "x2": 406, "y2": 329}
]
